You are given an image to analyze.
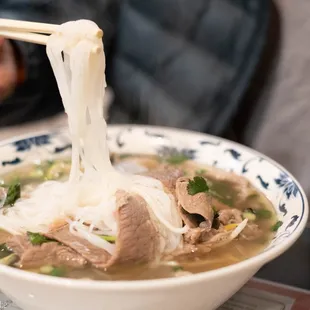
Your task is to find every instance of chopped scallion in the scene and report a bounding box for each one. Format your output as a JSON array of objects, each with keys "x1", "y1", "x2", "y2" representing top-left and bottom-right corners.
[
  {"x1": 4, "y1": 182, "x2": 21, "y2": 207},
  {"x1": 100, "y1": 235, "x2": 116, "y2": 243},
  {"x1": 271, "y1": 221, "x2": 283, "y2": 232},
  {"x1": 50, "y1": 267, "x2": 66, "y2": 277},
  {"x1": 0, "y1": 253, "x2": 18, "y2": 266},
  {"x1": 242, "y1": 212, "x2": 256, "y2": 221}
]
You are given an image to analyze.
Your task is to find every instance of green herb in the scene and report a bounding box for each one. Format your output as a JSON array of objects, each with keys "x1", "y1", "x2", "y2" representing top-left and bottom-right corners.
[
  {"x1": 0, "y1": 254, "x2": 18, "y2": 266},
  {"x1": 271, "y1": 221, "x2": 283, "y2": 232},
  {"x1": 27, "y1": 232, "x2": 54, "y2": 246},
  {"x1": 255, "y1": 209, "x2": 272, "y2": 219},
  {"x1": 165, "y1": 154, "x2": 189, "y2": 165},
  {"x1": 39, "y1": 265, "x2": 66, "y2": 277},
  {"x1": 187, "y1": 176, "x2": 209, "y2": 195},
  {"x1": 50, "y1": 267, "x2": 66, "y2": 277},
  {"x1": 100, "y1": 235, "x2": 116, "y2": 243},
  {"x1": 195, "y1": 169, "x2": 206, "y2": 176},
  {"x1": 4, "y1": 182, "x2": 21, "y2": 207},
  {"x1": 172, "y1": 265, "x2": 184, "y2": 272},
  {"x1": 242, "y1": 212, "x2": 256, "y2": 221},
  {"x1": 244, "y1": 208, "x2": 255, "y2": 214},
  {"x1": 0, "y1": 244, "x2": 12, "y2": 259}
]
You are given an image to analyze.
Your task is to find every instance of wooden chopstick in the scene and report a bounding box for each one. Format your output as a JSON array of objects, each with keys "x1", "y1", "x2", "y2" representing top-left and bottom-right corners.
[
  {"x1": 0, "y1": 18, "x2": 58, "y2": 34},
  {"x1": 0, "y1": 29, "x2": 102, "y2": 53},
  {"x1": 0, "y1": 18, "x2": 104, "y2": 49},
  {"x1": 0, "y1": 30, "x2": 48, "y2": 45},
  {"x1": 0, "y1": 18, "x2": 103, "y2": 38}
]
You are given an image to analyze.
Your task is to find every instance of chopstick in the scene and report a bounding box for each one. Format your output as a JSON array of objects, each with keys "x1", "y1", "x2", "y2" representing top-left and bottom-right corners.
[
  {"x1": 0, "y1": 30, "x2": 48, "y2": 45},
  {"x1": 0, "y1": 18, "x2": 103, "y2": 47},
  {"x1": 0, "y1": 18, "x2": 58, "y2": 34}
]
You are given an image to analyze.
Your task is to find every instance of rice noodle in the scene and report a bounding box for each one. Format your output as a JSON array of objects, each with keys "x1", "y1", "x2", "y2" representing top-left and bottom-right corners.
[
  {"x1": 0, "y1": 20, "x2": 184, "y2": 254},
  {"x1": 69, "y1": 221, "x2": 116, "y2": 255}
]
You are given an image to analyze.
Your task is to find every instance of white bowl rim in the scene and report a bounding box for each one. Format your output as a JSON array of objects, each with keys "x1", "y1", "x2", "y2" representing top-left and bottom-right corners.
[{"x1": 0, "y1": 124, "x2": 307, "y2": 291}]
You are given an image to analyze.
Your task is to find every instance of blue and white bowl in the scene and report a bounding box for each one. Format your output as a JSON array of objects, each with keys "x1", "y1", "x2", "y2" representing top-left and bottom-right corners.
[{"x1": 0, "y1": 125, "x2": 307, "y2": 310}]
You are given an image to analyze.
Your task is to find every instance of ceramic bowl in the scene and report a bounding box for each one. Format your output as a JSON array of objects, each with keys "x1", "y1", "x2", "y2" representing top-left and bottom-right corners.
[{"x1": 0, "y1": 125, "x2": 307, "y2": 310}]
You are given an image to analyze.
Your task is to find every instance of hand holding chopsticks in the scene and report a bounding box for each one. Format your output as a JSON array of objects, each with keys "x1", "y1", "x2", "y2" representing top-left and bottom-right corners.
[{"x1": 0, "y1": 18, "x2": 103, "y2": 46}]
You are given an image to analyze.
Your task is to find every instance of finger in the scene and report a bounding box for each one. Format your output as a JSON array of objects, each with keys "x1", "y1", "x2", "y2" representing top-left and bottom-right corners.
[
  {"x1": 0, "y1": 38, "x2": 5, "y2": 59},
  {"x1": 0, "y1": 40, "x2": 18, "y2": 101},
  {"x1": 0, "y1": 37, "x2": 4, "y2": 50}
]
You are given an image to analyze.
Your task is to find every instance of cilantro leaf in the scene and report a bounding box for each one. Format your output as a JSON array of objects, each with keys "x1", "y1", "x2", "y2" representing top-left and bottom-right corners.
[
  {"x1": 187, "y1": 176, "x2": 209, "y2": 195},
  {"x1": 27, "y1": 232, "x2": 54, "y2": 246}
]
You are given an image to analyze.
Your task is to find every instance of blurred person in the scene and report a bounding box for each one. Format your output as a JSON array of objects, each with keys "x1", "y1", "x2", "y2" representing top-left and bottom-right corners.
[
  {"x1": 230, "y1": 0, "x2": 310, "y2": 207},
  {"x1": 0, "y1": 0, "x2": 269, "y2": 137}
]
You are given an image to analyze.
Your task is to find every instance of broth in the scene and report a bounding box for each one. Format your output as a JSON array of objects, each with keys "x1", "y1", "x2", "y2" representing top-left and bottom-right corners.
[{"x1": 0, "y1": 154, "x2": 279, "y2": 280}]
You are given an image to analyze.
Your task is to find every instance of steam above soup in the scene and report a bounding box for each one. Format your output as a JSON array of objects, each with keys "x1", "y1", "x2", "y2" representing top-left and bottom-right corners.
[{"x1": 0, "y1": 20, "x2": 281, "y2": 280}]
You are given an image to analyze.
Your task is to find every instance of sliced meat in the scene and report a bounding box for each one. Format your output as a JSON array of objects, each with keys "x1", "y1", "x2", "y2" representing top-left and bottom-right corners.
[
  {"x1": 204, "y1": 167, "x2": 256, "y2": 204},
  {"x1": 45, "y1": 226, "x2": 111, "y2": 268},
  {"x1": 6, "y1": 234, "x2": 29, "y2": 257},
  {"x1": 6, "y1": 235, "x2": 87, "y2": 269},
  {"x1": 142, "y1": 166, "x2": 184, "y2": 193},
  {"x1": 111, "y1": 190, "x2": 159, "y2": 265},
  {"x1": 218, "y1": 209, "x2": 243, "y2": 225},
  {"x1": 203, "y1": 219, "x2": 248, "y2": 248},
  {"x1": 175, "y1": 177, "x2": 214, "y2": 229},
  {"x1": 184, "y1": 228, "x2": 204, "y2": 244},
  {"x1": 239, "y1": 223, "x2": 263, "y2": 241},
  {"x1": 184, "y1": 227, "x2": 220, "y2": 245},
  {"x1": 46, "y1": 190, "x2": 160, "y2": 269}
]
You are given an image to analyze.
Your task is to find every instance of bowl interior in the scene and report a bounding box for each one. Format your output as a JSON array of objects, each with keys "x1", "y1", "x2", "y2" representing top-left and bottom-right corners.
[{"x1": 0, "y1": 125, "x2": 307, "y2": 256}]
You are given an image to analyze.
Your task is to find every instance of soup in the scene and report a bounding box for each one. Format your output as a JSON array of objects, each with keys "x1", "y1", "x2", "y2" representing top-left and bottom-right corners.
[{"x1": 0, "y1": 154, "x2": 281, "y2": 280}]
